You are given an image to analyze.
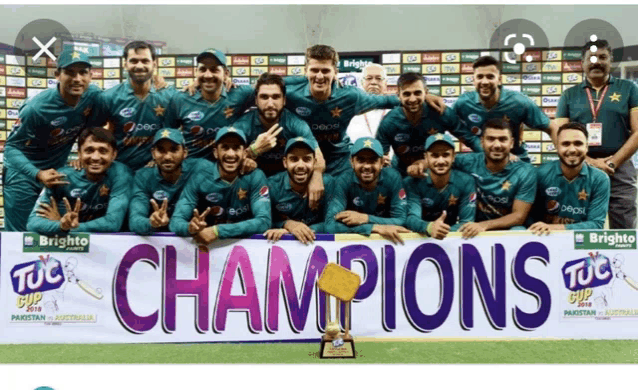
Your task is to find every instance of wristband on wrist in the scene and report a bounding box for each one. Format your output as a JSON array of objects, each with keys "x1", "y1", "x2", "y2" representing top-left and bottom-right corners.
[
  {"x1": 212, "y1": 225, "x2": 219, "y2": 237},
  {"x1": 425, "y1": 222, "x2": 433, "y2": 237},
  {"x1": 250, "y1": 144, "x2": 259, "y2": 157}
]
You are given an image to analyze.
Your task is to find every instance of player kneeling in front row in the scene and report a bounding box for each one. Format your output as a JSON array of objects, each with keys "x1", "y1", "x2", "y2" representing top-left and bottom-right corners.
[
  {"x1": 27, "y1": 127, "x2": 132, "y2": 234},
  {"x1": 264, "y1": 137, "x2": 334, "y2": 244},
  {"x1": 129, "y1": 128, "x2": 209, "y2": 234},
  {"x1": 529, "y1": 122, "x2": 610, "y2": 235},
  {"x1": 450, "y1": 118, "x2": 537, "y2": 238},
  {"x1": 404, "y1": 133, "x2": 477, "y2": 240},
  {"x1": 325, "y1": 137, "x2": 410, "y2": 243},
  {"x1": 170, "y1": 127, "x2": 271, "y2": 244}
]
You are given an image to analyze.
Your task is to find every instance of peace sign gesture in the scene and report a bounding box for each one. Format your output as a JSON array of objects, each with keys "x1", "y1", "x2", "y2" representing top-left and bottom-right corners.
[
  {"x1": 60, "y1": 197, "x2": 82, "y2": 231},
  {"x1": 251, "y1": 123, "x2": 283, "y2": 157},
  {"x1": 188, "y1": 207, "x2": 211, "y2": 235},
  {"x1": 149, "y1": 198, "x2": 170, "y2": 228}
]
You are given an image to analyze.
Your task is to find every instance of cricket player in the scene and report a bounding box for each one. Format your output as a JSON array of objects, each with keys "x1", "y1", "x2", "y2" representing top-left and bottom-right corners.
[
  {"x1": 529, "y1": 122, "x2": 610, "y2": 234},
  {"x1": 404, "y1": 133, "x2": 477, "y2": 239},
  {"x1": 453, "y1": 118, "x2": 537, "y2": 238},
  {"x1": 4, "y1": 49, "x2": 104, "y2": 231},
  {"x1": 97, "y1": 41, "x2": 178, "y2": 171},
  {"x1": 264, "y1": 137, "x2": 335, "y2": 244},
  {"x1": 129, "y1": 128, "x2": 210, "y2": 235},
  {"x1": 451, "y1": 55, "x2": 559, "y2": 161},
  {"x1": 164, "y1": 48, "x2": 255, "y2": 160},
  {"x1": 234, "y1": 72, "x2": 323, "y2": 177},
  {"x1": 284, "y1": 45, "x2": 446, "y2": 179},
  {"x1": 376, "y1": 72, "x2": 471, "y2": 176},
  {"x1": 325, "y1": 137, "x2": 410, "y2": 244},
  {"x1": 170, "y1": 127, "x2": 271, "y2": 243},
  {"x1": 27, "y1": 127, "x2": 132, "y2": 234}
]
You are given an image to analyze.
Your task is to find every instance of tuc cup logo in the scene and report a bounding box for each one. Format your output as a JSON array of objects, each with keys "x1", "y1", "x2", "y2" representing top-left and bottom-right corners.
[
  {"x1": 574, "y1": 230, "x2": 637, "y2": 250},
  {"x1": 562, "y1": 254, "x2": 613, "y2": 291},
  {"x1": 11, "y1": 255, "x2": 64, "y2": 295}
]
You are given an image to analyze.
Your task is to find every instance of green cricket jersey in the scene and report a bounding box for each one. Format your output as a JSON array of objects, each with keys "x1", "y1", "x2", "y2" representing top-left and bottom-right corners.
[
  {"x1": 99, "y1": 80, "x2": 178, "y2": 171},
  {"x1": 534, "y1": 160, "x2": 610, "y2": 229},
  {"x1": 170, "y1": 163, "x2": 271, "y2": 238},
  {"x1": 233, "y1": 108, "x2": 318, "y2": 176},
  {"x1": 129, "y1": 158, "x2": 209, "y2": 235},
  {"x1": 284, "y1": 78, "x2": 399, "y2": 174},
  {"x1": 453, "y1": 88, "x2": 551, "y2": 157},
  {"x1": 163, "y1": 86, "x2": 254, "y2": 159},
  {"x1": 26, "y1": 161, "x2": 133, "y2": 234},
  {"x1": 556, "y1": 76, "x2": 638, "y2": 157},
  {"x1": 268, "y1": 171, "x2": 334, "y2": 232},
  {"x1": 375, "y1": 105, "x2": 466, "y2": 175},
  {"x1": 325, "y1": 167, "x2": 407, "y2": 235},
  {"x1": 453, "y1": 153, "x2": 537, "y2": 222},
  {"x1": 403, "y1": 169, "x2": 477, "y2": 233},
  {"x1": 4, "y1": 84, "x2": 104, "y2": 180}
]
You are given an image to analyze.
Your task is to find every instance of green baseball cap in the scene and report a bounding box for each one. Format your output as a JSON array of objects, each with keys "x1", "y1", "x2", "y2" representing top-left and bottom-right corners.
[
  {"x1": 196, "y1": 48, "x2": 227, "y2": 68},
  {"x1": 214, "y1": 126, "x2": 247, "y2": 144},
  {"x1": 424, "y1": 133, "x2": 455, "y2": 151},
  {"x1": 56, "y1": 49, "x2": 91, "y2": 69},
  {"x1": 351, "y1": 137, "x2": 384, "y2": 158},
  {"x1": 284, "y1": 136, "x2": 317, "y2": 155},
  {"x1": 153, "y1": 128, "x2": 185, "y2": 146}
]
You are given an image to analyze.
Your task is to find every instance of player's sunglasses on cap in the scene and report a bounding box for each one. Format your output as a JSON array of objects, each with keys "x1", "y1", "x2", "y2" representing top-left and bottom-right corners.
[
  {"x1": 196, "y1": 48, "x2": 227, "y2": 68},
  {"x1": 284, "y1": 137, "x2": 317, "y2": 155},
  {"x1": 153, "y1": 128, "x2": 185, "y2": 146},
  {"x1": 214, "y1": 126, "x2": 247, "y2": 144},
  {"x1": 424, "y1": 133, "x2": 455, "y2": 151},
  {"x1": 351, "y1": 137, "x2": 384, "y2": 158},
  {"x1": 56, "y1": 49, "x2": 92, "y2": 70}
]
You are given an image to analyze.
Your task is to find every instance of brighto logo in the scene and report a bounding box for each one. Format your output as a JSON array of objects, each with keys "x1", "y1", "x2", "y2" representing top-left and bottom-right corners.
[{"x1": 589, "y1": 231, "x2": 636, "y2": 246}]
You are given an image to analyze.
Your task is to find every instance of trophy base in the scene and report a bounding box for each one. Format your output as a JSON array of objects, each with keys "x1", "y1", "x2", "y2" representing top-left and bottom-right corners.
[{"x1": 319, "y1": 335, "x2": 356, "y2": 359}]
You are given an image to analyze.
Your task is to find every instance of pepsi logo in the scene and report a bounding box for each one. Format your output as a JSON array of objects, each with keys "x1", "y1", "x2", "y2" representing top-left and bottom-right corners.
[
  {"x1": 547, "y1": 200, "x2": 560, "y2": 213},
  {"x1": 259, "y1": 186, "x2": 269, "y2": 198},
  {"x1": 212, "y1": 206, "x2": 224, "y2": 216},
  {"x1": 190, "y1": 126, "x2": 204, "y2": 135},
  {"x1": 123, "y1": 122, "x2": 136, "y2": 133},
  {"x1": 50, "y1": 128, "x2": 64, "y2": 137},
  {"x1": 398, "y1": 188, "x2": 406, "y2": 200}
]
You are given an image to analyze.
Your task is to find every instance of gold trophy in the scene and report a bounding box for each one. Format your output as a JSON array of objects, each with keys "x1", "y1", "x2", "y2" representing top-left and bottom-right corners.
[{"x1": 317, "y1": 263, "x2": 361, "y2": 359}]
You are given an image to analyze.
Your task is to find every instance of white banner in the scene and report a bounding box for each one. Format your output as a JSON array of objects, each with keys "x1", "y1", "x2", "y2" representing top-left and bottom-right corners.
[{"x1": 1, "y1": 231, "x2": 638, "y2": 344}]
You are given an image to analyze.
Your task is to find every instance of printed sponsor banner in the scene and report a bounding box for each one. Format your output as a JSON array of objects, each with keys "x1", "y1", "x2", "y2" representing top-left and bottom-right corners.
[
  {"x1": 383, "y1": 65, "x2": 400, "y2": 75},
  {"x1": 26, "y1": 67, "x2": 47, "y2": 78},
  {"x1": 0, "y1": 120, "x2": 5, "y2": 129},
  {"x1": 287, "y1": 67, "x2": 305, "y2": 76},
  {"x1": 563, "y1": 50, "x2": 582, "y2": 61},
  {"x1": 525, "y1": 142, "x2": 541, "y2": 153},
  {"x1": 562, "y1": 61, "x2": 582, "y2": 72},
  {"x1": 27, "y1": 57, "x2": 47, "y2": 66},
  {"x1": 47, "y1": 79, "x2": 57, "y2": 88},
  {"x1": 103, "y1": 58, "x2": 120, "y2": 68},
  {"x1": 461, "y1": 74, "x2": 474, "y2": 85},
  {"x1": 424, "y1": 75, "x2": 441, "y2": 85},
  {"x1": 441, "y1": 64, "x2": 460, "y2": 74},
  {"x1": 0, "y1": 109, "x2": 4, "y2": 119},
  {"x1": 441, "y1": 52, "x2": 460, "y2": 63},
  {"x1": 461, "y1": 52, "x2": 480, "y2": 62},
  {"x1": 225, "y1": 56, "x2": 232, "y2": 66},
  {"x1": 5, "y1": 55, "x2": 26, "y2": 66},
  {"x1": 7, "y1": 87, "x2": 26, "y2": 98},
  {"x1": 402, "y1": 65, "x2": 421, "y2": 73},
  {"x1": 522, "y1": 62, "x2": 541, "y2": 73},
  {"x1": 502, "y1": 74, "x2": 521, "y2": 84},
  {"x1": 269, "y1": 56, "x2": 287, "y2": 65},
  {"x1": 0, "y1": 65, "x2": 4, "y2": 76},
  {"x1": 176, "y1": 67, "x2": 194, "y2": 78},
  {"x1": 287, "y1": 55, "x2": 305, "y2": 66},
  {"x1": 441, "y1": 75, "x2": 460, "y2": 85},
  {"x1": 382, "y1": 53, "x2": 401, "y2": 64},
  {"x1": 0, "y1": 97, "x2": 5, "y2": 106},
  {"x1": 232, "y1": 56, "x2": 250, "y2": 66},
  {"x1": 175, "y1": 78, "x2": 193, "y2": 88},
  {"x1": 542, "y1": 62, "x2": 562, "y2": 72},
  {"x1": 541, "y1": 131, "x2": 552, "y2": 141},
  {"x1": 103, "y1": 80, "x2": 121, "y2": 89},
  {"x1": 530, "y1": 96, "x2": 542, "y2": 106},
  {"x1": 542, "y1": 85, "x2": 562, "y2": 95},
  {"x1": 6, "y1": 108, "x2": 18, "y2": 119},
  {"x1": 522, "y1": 74, "x2": 541, "y2": 84},
  {"x1": 442, "y1": 86, "x2": 460, "y2": 96},
  {"x1": 524, "y1": 51, "x2": 542, "y2": 61},
  {"x1": 503, "y1": 85, "x2": 521, "y2": 92},
  {"x1": 3, "y1": 231, "x2": 634, "y2": 343},
  {"x1": 542, "y1": 154, "x2": 559, "y2": 163},
  {"x1": 0, "y1": 56, "x2": 4, "y2": 64},
  {"x1": 158, "y1": 57, "x2": 175, "y2": 67},
  {"x1": 386, "y1": 75, "x2": 399, "y2": 86},
  {"x1": 27, "y1": 78, "x2": 46, "y2": 88},
  {"x1": 339, "y1": 57, "x2": 373, "y2": 72},
  {"x1": 542, "y1": 142, "x2": 557, "y2": 152},
  {"x1": 543, "y1": 107, "x2": 557, "y2": 118},
  {"x1": 232, "y1": 67, "x2": 249, "y2": 77},
  {"x1": 231, "y1": 78, "x2": 250, "y2": 86},
  {"x1": 6, "y1": 77, "x2": 25, "y2": 87},
  {"x1": 422, "y1": 64, "x2": 440, "y2": 74},
  {"x1": 159, "y1": 68, "x2": 176, "y2": 78},
  {"x1": 402, "y1": 53, "x2": 420, "y2": 63},
  {"x1": 421, "y1": 52, "x2": 440, "y2": 63},
  {"x1": 176, "y1": 57, "x2": 194, "y2": 67},
  {"x1": 6, "y1": 66, "x2": 25, "y2": 78},
  {"x1": 89, "y1": 59, "x2": 103, "y2": 68},
  {"x1": 502, "y1": 63, "x2": 521, "y2": 73},
  {"x1": 386, "y1": 85, "x2": 398, "y2": 94},
  {"x1": 542, "y1": 73, "x2": 562, "y2": 83},
  {"x1": 543, "y1": 50, "x2": 562, "y2": 61},
  {"x1": 268, "y1": 66, "x2": 287, "y2": 76},
  {"x1": 47, "y1": 68, "x2": 57, "y2": 78},
  {"x1": 523, "y1": 130, "x2": 542, "y2": 141},
  {"x1": 250, "y1": 67, "x2": 268, "y2": 76},
  {"x1": 529, "y1": 154, "x2": 541, "y2": 164},
  {"x1": 461, "y1": 85, "x2": 475, "y2": 94},
  {"x1": 428, "y1": 86, "x2": 441, "y2": 95},
  {"x1": 563, "y1": 73, "x2": 583, "y2": 83},
  {"x1": 7, "y1": 99, "x2": 24, "y2": 109},
  {"x1": 541, "y1": 96, "x2": 560, "y2": 107},
  {"x1": 90, "y1": 80, "x2": 104, "y2": 89},
  {"x1": 104, "y1": 69, "x2": 120, "y2": 79},
  {"x1": 522, "y1": 85, "x2": 542, "y2": 95},
  {"x1": 461, "y1": 63, "x2": 474, "y2": 74},
  {"x1": 251, "y1": 56, "x2": 268, "y2": 66}
]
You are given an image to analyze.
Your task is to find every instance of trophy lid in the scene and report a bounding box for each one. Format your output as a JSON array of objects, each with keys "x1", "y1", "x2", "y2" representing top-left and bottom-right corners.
[{"x1": 317, "y1": 263, "x2": 361, "y2": 302}]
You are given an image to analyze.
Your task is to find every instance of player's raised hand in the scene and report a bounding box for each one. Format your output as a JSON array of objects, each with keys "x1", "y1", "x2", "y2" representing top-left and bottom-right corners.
[
  {"x1": 283, "y1": 220, "x2": 316, "y2": 245},
  {"x1": 188, "y1": 207, "x2": 211, "y2": 235},
  {"x1": 383, "y1": 154, "x2": 392, "y2": 167},
  {"x1": 36, "y1": 196, "x2": 62, "y2": 221},
  {"x1": 335, "y1": 210, "x2": 369, "y2": 226},
  {"x1": 153, "y1": 73, "x2": 168, "y2": 89},
  {"x1": 240, "y1": 156, "x2": 257, "y2": 175},
  {"x1": 251, "y1": 124, "x2": 283, "y2": 156},
  {"x1": 428, "y1": 211, "x2": 450, "y2": 240},
  {"x1": 372, "y1": 225, "x2": 411, "y2": 244},
  {"x1": 37, "y1": 169, "x2": 70, "y2": 188},
  {"x1": 68, "y1": 159, "x2": 84, "y2": 171},
  {"x1": 183, "y1": 79, "x2": 200, "y2": 96},
  {"x1": 264, "y1": 228, "x2": 289, "y2": 243},
  {"x1": 528, "y1": 221, "x2": 551, "y2": 236},
  {"x1": 424, "y1": 94, "x2": 446, "y2": 115},
  {"x1": 195, "y1": 226, "x2": 218, "y2": 245},
  {"x1": 407, "y1": 159, "x2": 428, "y2": 179},
  {"x1": 458, "y1": 221, "x2": 485, "y2": 239},
  {"x1": 60, "y1": 197, "x2": 81, "y2": 231},
  {"x1": 149, "y1": 198, "x2": 170, "y2": 228}
]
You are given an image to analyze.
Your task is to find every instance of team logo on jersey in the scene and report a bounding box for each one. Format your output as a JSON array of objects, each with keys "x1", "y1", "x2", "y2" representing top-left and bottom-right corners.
[
  {"x1": 421, "y1": 198, "x2": 434, "y2": 207},
  {"x1": 296, "y1": 107, "x2": 311, "y2": 117},
  {"x1": 123, "y1": 122, "x2": 136, "y2": 133},
  {"x1": 471, "y1": 126, "x2": 481, "y2": 135},
  {"x1": 276, "y1": 203, "x2": 292, "y2": 212},
  {"x1": 578, "y1": 189, "x2": 588, "y2": 201},
  {"x1": 206, "y1": 192, "x2": 222, "y2": 203},
  {"x1": 468, "y1": 114, "x2": 482, "y2": 123},
  {"x1": 353, "y1": 197, "x2": 363, "y2": 207},
  {"x1": 50, "y1": 128, "x2": 64, "y2": 137},
  {"x1": 153, "y1": 190, "x2": 168, "y2": 201},
  {"x1": 547, "y1": 200, "x2": 560, "y2": 213},
  {"x1": 502, "y1": 181, "x2": 512, "y2": 191},
  {"x1": 394, "y1": 133, "x2": 410, "y2": 142},
  {"x1": 70, "y1": 188, "x2": 86, "y2": 198},
  {"x1": 546, "y1": 187, "x2": 561, "y2": 197},
  {"x1": 609, "y1": 93, "x2": 622, "y2": 102},
  {"x1": 259, "y1": 186, "x2": 269, "y2": 199},
  {"x1": 119, "y1": 107, "x2": 136, "y2": 118},
  {"x1": 99, "y1": 185, "x2": 110, "y2": 197},
  {"x1": 237, "y1": 188, "x2": 247, "y2": 200},
  {"x1": 331, "y1": 107, "x2": 342, "y2": 118},
  {"x1": 377, "y1": 193, "x2": 387, "y2": 205},
  {"x1": 154, "y1": 105, "x2": 166, "y2": 117},
  {"x1": 211, "y1": 206, "x2": 224, "y2": 216},
  {"x1": 448, "y1": 194, "x2": 458, "y2": 206},
  {"x1": 50, "y1": 116, "x2": 67, "y2": 127},
  {"x1": 469, "y1": 193, "x2": 477, "y2": 203},
  {"x1": 187, "y1": 111, "x2": 204, "y2": 121},
  {"x1": 399, "y1": 188, "x2": 407, "y2": 200}
]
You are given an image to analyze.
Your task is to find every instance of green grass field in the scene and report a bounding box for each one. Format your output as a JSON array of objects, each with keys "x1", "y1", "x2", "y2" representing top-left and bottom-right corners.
[{"x1": 2, "y1": 340, "x2": 638, "y2": 363}]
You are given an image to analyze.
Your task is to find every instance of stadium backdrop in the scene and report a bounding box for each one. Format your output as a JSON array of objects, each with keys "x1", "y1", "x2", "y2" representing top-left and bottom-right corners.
[{"x1": 0, "y1": 47, "x2": 584, "y2": 229}]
